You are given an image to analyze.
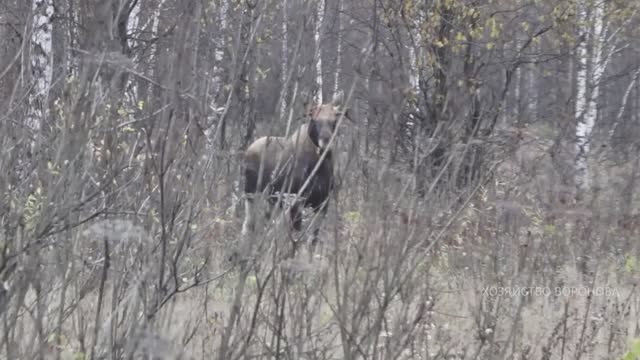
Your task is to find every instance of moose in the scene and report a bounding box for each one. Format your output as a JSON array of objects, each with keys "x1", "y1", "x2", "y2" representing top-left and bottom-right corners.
[{"x1": 241, "y1": 92, "x2": 348, "y2": 254}]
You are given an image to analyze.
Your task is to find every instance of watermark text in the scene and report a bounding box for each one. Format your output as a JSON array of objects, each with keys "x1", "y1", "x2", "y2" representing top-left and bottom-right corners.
[{"x1": 481, "y1": 285, "x2": 619, "y2": 298}]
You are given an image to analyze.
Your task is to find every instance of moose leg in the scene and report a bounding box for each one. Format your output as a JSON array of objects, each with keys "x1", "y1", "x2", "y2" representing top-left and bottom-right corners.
[
  {"x1": 242, "y1": 166, "x2": 259, "y2": 238},
  {"x1": 308, "y1": 200, "x2": 328, "y2": 257},
  {"x1": 241, "y1": 197, "x2": 255, "y2": 237},
  {"x1": 265, "y1": 195, "x2": 281, "y2": 220},
  {"x1": 289, "y1": 200, "x2": 303, "y2": 254},
  {"x1": 289, "y1": 201, "x2": 303, "y2": 231}
]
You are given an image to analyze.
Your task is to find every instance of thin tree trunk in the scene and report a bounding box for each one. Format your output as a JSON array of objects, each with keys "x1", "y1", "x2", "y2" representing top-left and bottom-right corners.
[
  {"x1": 49, "y1": 0, "x2": 67, "y2": 130},
  {"x1": 280, "y1": 0, "x2": 288, "y2": 118},
  {"x1": 314, "y1": 0, "x2": 325, "y2": 102},
  {"x1": 608, "y1": 66, "x2": 640, "y2": 142},
  {"x1": 513, "y1": 37, "x2": 522, "y2": 121},
  {"x1": 125, "y1": 0, "x2": 140, "y2": 104},
  {"x1": 408, "y1": 22, "x2": 420, "y2": 93},
  {"x1": 29, "y1": 0, "x2": 54, "y2": 133},
  {"x1": 333, "y1": 0, "x2": 342, "y2": 96}
]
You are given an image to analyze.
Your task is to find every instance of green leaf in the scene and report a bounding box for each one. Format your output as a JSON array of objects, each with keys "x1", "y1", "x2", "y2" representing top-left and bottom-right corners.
[
  {"x1": 345, "y1": 211, "x2": 361, "y2": 225},
  {"x1": 622, "y1": 338, "x2": 640, "y2": 360},
  {"x1": 256, "y1": 66, "x2": 270, "y2": 79},
  {"x1": 625, "y1": 254, "x2": 636, "y2": 273},
  {"x1": 47, "y1": 161, "x2": 60, "y2": 175},
  {"x1": 543, "y1": 224, "x2": 556, "y2": 236},
  {"x1": 486, "y1": 17, "x2": 499, "y2": 39},
  {"x1": 121, "y1": 125, "x2": 136, "y2": 133}
]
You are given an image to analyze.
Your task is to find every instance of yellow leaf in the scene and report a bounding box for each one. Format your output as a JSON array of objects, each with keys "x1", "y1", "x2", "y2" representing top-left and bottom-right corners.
[
  {"x1": 121, "y1": 125, "x2": 136, "y2": 133},
  {"x1": 47, "y1": 161, "x2": 60, "y2": 176},
  {"x1": 543, "y1": 224, "x2": 556, "y2": 235},
  {"x1": 345, "y1": 211, "x2": 361, "y2": 225},
  {"x1": 486, "y1": 17, "x2": 500, "y2": 39},
  {"x1": 626, "y1": 254, "x2": 636, "y2": 273}
]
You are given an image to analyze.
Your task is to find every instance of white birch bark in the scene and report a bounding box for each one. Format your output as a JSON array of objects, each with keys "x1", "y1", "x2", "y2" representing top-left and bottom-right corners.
[
  {"x1": 214, "y1": 0, "x2": 227, "y2": 94},
  {"x1": 406, "y1": 12, "x2": 423, "y2": 139},
  {"x1": 408, "y1": 31, "x2": 420, "y2": 91},
  {"x1": 314, "y1": 0, "x2": 325, "y2": 103},
  {"x1": 213, "y1": 0, "x2": 227, "y2": 95},
  {"x1": 279, "y1": 0, "x2": 288, "y2": 118},
  {"x1": 28, "y1": 0, "x2": 54, "y2": 132},
  {"x1": 126, "y1": 1, "x2": 140, "y2": 105},
  {"x1": 333, "y1": 0, "x2": 342, "y2": 96},
  {"x1": 127, "y1": 1, "x2": 140, "y2": 50},
  {"x1": 149, "y1": 0, "x2": 164, "y2": 63},
  {"x1": 406, "y1": 18, "x2": 421, "y2": 139},
  {"x1": 575, "y1": 0, "x2": 606, "y2": 193}
]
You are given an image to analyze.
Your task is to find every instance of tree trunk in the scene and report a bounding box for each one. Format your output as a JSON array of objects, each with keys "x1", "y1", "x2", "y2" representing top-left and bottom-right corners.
[
  {"x1": 280, "y1": 0, "x2": 288, "y2": 118},
  {"x1": 28, "y1": 0, "x2": 54, "y2": 133},
  {"x1": 575, "y1": 0, "x2": 606, "y2": 196},
  {"x1": 314, "y1": 0, "x2": 325, "y2": 102},
  {"x1": 333, "y1": 0, "x2": 342, "y2": 96}
]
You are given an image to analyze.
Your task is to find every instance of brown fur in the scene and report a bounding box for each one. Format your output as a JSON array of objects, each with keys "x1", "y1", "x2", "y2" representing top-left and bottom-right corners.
[
  {"x1": 242, "y1": 96, "x2": 346, "y2": 252},
  {"x1": 243, "y1": 123, "x2": 333, "y2": 209}
]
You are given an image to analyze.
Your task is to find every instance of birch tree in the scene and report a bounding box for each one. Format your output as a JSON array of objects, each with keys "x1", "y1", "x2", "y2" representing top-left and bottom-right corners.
[
  {"x1": 574, "y1": 0, "x2": 637, "y2": 194},
  {"x1": 280, "y1": 0, "x2": 288, "y2": 117},
  {"x1": 314, "y1": 0, "x2": 325, "y2": 102},
  {"x1": 28, "y1": 0, "x2": 54, "y2": 132},
  {"x1": 333, "y1": 0, "x2": 343, "y2": 96},
  {"x1": 574, "y1": 0, "x2": 605, "y2": 194}
]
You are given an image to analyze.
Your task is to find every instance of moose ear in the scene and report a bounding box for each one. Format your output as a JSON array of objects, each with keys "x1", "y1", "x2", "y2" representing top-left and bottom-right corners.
[{"x1": 331, "y1": 90, "x2": 344, "y2": 106}]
